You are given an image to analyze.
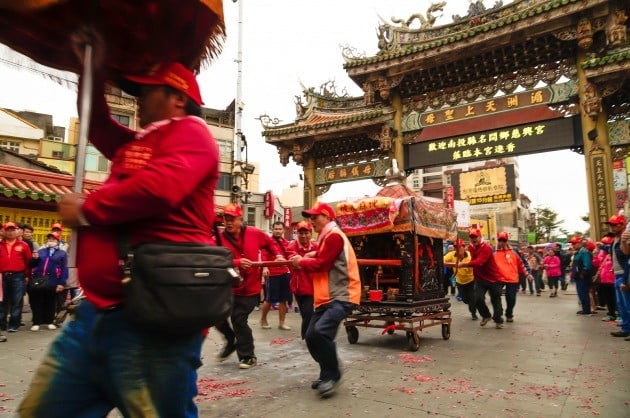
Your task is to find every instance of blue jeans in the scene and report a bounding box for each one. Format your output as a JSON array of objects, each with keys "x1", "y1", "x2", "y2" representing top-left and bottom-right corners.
[
  {"x1": 0, "y1": 272, "x2": 26, "y2": 329},
  {"x1": 18, "y1": 300, "x2": 203, "y2": 417},
  {"x1": 615, "y1": 275, "x2": 630, "y2": 333},
  {"x1": 575, "y1": 278, "x2": 591, "y2": 313},
  {"x1": 504, "y1": 283, "x2": 519, "y2": 319},
  {"x1": 305, "y1": 300, "x2": 354, "y2": 382}
]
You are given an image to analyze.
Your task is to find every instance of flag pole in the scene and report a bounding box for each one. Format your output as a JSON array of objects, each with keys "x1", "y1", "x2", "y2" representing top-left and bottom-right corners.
[{"x1": 66, "y1": 43, "x2": 92, "y2": 281}]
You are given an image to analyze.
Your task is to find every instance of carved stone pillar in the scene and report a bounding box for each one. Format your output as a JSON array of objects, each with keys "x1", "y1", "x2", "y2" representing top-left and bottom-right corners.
[
  {"x1": 577, "y1": 52, "x2": 615, "y2": 240},
  {"x1": 303, "y1": 156, "x2": 316, "y2": 210},
  {"x1": 576, "y1": 17, "x2": 593, "y2": 50},
  {"x1": 606, "y1": 8, "x2": 628, "y2": 48},
  {"x1": 582, "y1": 82, "x2": 602, "y2": 119}
]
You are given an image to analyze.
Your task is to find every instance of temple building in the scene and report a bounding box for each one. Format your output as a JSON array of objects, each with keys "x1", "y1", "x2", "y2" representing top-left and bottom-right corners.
[{"x1": 263, "y1": 0, "x2": 629, "y2": 239}]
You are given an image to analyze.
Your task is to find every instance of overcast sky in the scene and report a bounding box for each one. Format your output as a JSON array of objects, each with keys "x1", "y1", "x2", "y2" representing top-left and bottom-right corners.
[{"x1": 0, "y1": 0, "x2": 590, "y2": 233}]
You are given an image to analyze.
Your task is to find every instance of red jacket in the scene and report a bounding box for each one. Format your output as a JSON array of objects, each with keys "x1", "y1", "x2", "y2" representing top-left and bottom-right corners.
[
  {"x1": 467, "y1": 241, "x2": 503, "y2": 283},
  {"x1": 77, "y1": 75, "x2": 219, "y2": 309},
  {"x1": 287, "y1": 239, "x2": 318, "y2": 296},
  {"x1": 0, "y1": 240, "x2": 32, "y2": 275},
  {"x1": 263, "y1": 236, "x2": 291, "y2": 276},
  {"x1": 221, "y1": 226, "x2": 283, "y2": 297}
]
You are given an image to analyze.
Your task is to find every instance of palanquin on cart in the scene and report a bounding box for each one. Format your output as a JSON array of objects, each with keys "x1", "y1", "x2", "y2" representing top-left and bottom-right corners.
[{"x1": 336, "y1": 184, "x2": 457, "y2": 314}]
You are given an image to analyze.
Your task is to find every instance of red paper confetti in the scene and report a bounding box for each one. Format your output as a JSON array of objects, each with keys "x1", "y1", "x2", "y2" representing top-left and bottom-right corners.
[
  {"x1": 269, "y1": 338, "x2": 295, "y2": 345},
  {"x1": 196, "y1": 378, "x2": 254, "y2": 401},
  {"x1": 399, "y1": 353, "x2": 434, "y2": 364}
]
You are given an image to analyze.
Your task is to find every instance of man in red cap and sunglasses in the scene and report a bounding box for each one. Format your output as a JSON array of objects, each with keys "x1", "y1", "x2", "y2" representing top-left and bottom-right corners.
[
  {"x1": 291, "y1": 202, "x2": 361, "y2": 398},
  {"x1": 20, "y1": 33, "x2": 220, "y2": 417},
  {"x1": 457, "y1": 227, "x2": 505, "y2": 329},
  {"x1": 214, "y1": 203, "x2": 285, "y2": 369}
]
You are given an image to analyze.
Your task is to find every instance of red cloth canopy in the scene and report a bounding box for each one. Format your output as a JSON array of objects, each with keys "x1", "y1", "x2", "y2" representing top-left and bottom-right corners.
[{"x1": 0, "y1": 0, "x2": 224, "y2": 76}]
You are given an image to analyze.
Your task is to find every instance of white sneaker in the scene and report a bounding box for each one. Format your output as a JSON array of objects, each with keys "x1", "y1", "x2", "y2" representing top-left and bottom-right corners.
[
  {"x1": 47, "y1": 324, "x2": 57, "y2": 330},
  {"x1": 30, "y1": 325, "x2": 40, "y2": 331},
  {"x1": 278, "y1": 324, "x2": 291, "y2": 330}
]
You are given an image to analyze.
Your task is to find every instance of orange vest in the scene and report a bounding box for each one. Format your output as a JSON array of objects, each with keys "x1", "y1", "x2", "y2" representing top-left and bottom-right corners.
[
  {"x1": 494, "y1": 248, "x2": 522, "y2": 283},
  {"x1": 312, "y1": 228, "x2": 361, "y2": 308}
]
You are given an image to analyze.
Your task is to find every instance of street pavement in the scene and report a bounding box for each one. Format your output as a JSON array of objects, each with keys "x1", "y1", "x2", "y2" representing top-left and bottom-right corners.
[{"x1": 0, "y1": 286, "x2": 628, "y2": 417}]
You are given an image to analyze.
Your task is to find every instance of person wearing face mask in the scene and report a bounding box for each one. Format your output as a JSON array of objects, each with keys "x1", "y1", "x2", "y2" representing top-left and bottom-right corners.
[{"x1": 29, "y1": 232, "x2": 68, "y2": 331}]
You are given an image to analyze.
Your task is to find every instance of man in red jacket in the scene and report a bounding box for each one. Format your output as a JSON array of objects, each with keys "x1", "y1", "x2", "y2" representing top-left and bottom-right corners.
[
  {"x1": 287, "y1": 221, "x2": 318, "y2": 339},
  {"x1": 19, "y1": 34, "x2": 218, "y2": 417},
  {"x1": 0, "y1": 222, "x2": 32, "y2": 335},
  {"x1": 260, "y1": 221, "x2": 293, "y2": 330},
  {"x1": 216, "y1": 203, "x2": 285, "y2": 369},
  {"x1": 459, "y1": 228, "x2": 506, "y2": 329}
]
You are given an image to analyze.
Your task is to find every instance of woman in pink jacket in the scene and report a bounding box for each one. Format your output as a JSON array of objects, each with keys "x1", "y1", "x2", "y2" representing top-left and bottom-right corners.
[
  {"x1": 542, "y1": 246, "x2": 562, "y2": 298},
  {"x1": 596, "y1": 236, "x2": 617, "y2": 321}
]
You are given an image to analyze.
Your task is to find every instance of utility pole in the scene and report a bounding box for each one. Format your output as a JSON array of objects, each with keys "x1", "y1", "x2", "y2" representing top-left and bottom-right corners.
[{"x1": 231, "y1": 0, "x2": 253, "y2": 222}]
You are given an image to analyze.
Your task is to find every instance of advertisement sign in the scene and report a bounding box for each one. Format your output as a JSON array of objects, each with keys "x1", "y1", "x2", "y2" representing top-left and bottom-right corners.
[
  {"x1": 453, "y1": 200, "x2": 470, "y2": 228},
  {"x1": 451, "y1": 165, "x2": 517, "y2": 205},
  {"x1": 527, "y1": 232, "x2": 537, "y2": 244},
  {"x1": 445, "y1": 185, "x2": 454, "y2": 208},
  {"x1": 405, "y1": 116, "x2": 581, "y2": 169},
  {"x1": 283, "y1": 207, "x2": 292, "y2": 228},
  {"x1": 263, "y1": 191, "x2": 274, "y2": 219}
]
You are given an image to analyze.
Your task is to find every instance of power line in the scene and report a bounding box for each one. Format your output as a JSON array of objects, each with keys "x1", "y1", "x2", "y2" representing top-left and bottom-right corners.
[{"x1": 0, "y1": 57, "x2": 77, "y2": 89}]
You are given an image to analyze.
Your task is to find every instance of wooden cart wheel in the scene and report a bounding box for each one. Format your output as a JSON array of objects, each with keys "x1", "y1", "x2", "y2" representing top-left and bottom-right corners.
[
  {"x1": 406, "y1": 331, "x2": 420, "y2": 351},
  {"x1": 386, "y1": 321, "x2": 395, "y2": 335},
  {"x1": 346, "y1": 326, "x2": 359, "y2": 344},
  {"x1": 441, "y1": 323, "x2": 451, "y2": 340}
]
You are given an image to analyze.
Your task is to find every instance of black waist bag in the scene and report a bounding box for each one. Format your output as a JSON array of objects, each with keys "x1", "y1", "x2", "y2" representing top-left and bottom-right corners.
[{"x1": 123, "y1": 242, "x2": 234, "y2": 334}]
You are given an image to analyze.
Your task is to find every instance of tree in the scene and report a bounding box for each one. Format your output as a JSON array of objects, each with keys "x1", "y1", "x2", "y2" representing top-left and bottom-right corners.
[{"x1": 532, "y1": 206, "x2": 564, "y2": 242}]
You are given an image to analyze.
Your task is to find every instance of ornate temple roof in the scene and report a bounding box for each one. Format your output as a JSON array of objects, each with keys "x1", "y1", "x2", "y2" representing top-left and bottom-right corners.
[
  {"x1": 261, "y1": 81, "x2": 394, "y2": 142},
  {"x1": 343, "y1": 0, "x2": 607, "y2": 77}
]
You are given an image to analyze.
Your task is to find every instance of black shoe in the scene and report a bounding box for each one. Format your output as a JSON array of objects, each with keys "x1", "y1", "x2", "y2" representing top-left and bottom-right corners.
[
  {"x1": 471, "y1": 315, "x2": 478, "y2": 320},
  {"x1": 318, "y1": 379, "x2": 341, "y2": 398},
  {"x1": 625, "y1": 336, "x2": 630, "y2": 342},
  {"x1": 506, "y1": 317, "x2": 514, "y2": 323},
  {"x1": 611, "y1": 331, "x2": 630, "y2": 338},
  {"x1": 311, "y1": 379, "x2": 322, "y2": 389},
  {"x1": 576, "y1": 311, "x2": 591, "y2": 315},
  {"x1": 216, "y1": 344, "x2": 236, "y2": 362},
  {"x1": 239, "y1": 357, "x2": 257, "y2": 369}
]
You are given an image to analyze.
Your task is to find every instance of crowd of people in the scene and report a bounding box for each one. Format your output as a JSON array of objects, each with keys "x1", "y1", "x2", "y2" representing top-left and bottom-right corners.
[
  {"x1": 0, "y1": 222, "x2": 70, "y2": 342},
  {"x1": 443, "y1": 215, "x2": 630, "y2": 340}
]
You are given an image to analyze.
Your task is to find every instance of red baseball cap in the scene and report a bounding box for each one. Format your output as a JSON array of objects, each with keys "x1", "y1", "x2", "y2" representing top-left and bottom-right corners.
[
  {"x1": 2, "y1": 222, "x2": 17, "y2": 230},
  {"x1": 47, "y1": 231, "x2": 61, "y2": 240},
  {"x1": 468, "y1": 228, "x2": 481, "y2": 238},
  {"x1": 569, "y1": 236, "x2": 583, "y2": 244},
  {"x1": 497, "y1": 231, "x2": 509, "y2": 241},
  {"x1": 454, "y1": 239, "x2": 466, "y2": 247},
  {"x1": 51, "y1": 223, "x2": 63, "y2": 231},
  {"x1": 601, "y1": 235, "x2": 614, "y2": 245},
  {"x1": 122, "y1": 62, "x2": 203, "y2": 106},
  {"x1": 223, "y1": 203, "x2": 243, "y2": 217},
  {"x1": 295, "y1": 220, "x2": 312, "y2": 231},
  {"x1": 585, "y1": 240, "x2": 596, "y2": 251},
  {"x1": 302, "y1": 202, "x2": 335, "y2": 219},
  {"x1": 604, "y1": 214, "x2": 627, "y2": 226}
]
